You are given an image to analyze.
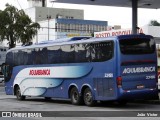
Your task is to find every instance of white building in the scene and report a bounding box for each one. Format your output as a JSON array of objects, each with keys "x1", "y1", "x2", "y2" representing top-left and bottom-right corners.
[
  {"x1": 25, "y1": 6, "x2": 84, "y2": 22},
  {"x1": 27, "y1": 0, "x2": 47, "y2": 8},
  {"x1": 25, "y1": 1, "x2": 108, "y2": 43}
]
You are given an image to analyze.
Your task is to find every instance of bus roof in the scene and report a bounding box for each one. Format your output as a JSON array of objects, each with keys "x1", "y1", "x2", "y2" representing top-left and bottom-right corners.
[
  {"x1": 35, "y1": 36, "x2": 91, "y2": 45},
  {"x1": 7, "y1": 34, "x2": 153, "y2": 53}
]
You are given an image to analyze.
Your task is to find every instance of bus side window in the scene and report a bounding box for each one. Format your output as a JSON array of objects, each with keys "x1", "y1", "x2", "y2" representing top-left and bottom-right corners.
[
  {"x1": 61, "y1": 45, "x2": 75, "y2": 63},
  {"x1": 13, "y1": 50, "x2": 18, "y2": 66},
  {"x1": 14, "y1": 50, "x2": 25, "y2": 66},
  {"x1": 41, "y1": 47, "x2": 48, "y2": 64},
  {"x1": 6, "y1": 52, "x2": 14, "y2": 67},
  {"x1": 23, "y1": 49, "x2": 29, "y2": 65},
  {"x1": 26, "y1": 49, "x2": 34, "y2": 65},
  {"x1": 47, "y1": 46, "x2": 61, "y2": 64},
  {"x1": 34, "y1": 47, "x2": 48, "y2": 64},
  {"x1": 91, "y1": 41, "x2": 114, "y2": 62},
  {"x1": 18, "y1": 50, "x2": 24, "y2": 65},
  {"x1": 89, "y1": 43, "x2": 96, "y2": 61},
  {"x1": 75, "y1": 43, "x2": 90, "y2": 62},
  {"x1": 34, "y1": 48, "x2": 41, "y2": 64},
  {"x1": 84, "y1": 43, "x2": 91, "y2": 62}
]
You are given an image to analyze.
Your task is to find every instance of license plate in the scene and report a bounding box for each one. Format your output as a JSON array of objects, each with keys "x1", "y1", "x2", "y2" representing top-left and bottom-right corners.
[{"x1": 137, "y1": 85, "x2": 144, "y2": 89}]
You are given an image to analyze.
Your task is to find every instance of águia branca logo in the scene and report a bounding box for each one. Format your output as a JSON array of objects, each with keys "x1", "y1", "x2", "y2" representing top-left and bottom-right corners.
[{"x1": 123, "y1": 67, "x2": 155, "y2": 74}]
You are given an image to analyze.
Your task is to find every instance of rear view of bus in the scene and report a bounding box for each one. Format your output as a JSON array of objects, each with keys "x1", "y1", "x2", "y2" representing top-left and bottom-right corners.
[{"x1": 117, "y1": 35, "x2": 159, "y2": 101}]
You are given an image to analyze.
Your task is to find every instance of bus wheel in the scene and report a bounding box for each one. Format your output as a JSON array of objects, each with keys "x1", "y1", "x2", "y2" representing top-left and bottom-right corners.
[
  {"x1": 15, "y1": 86, "x2": 25, "y2": 100},
  {"x1": 83, "y1": 88, "x2": 95, "y2": 106},
  {"x1": 70, "y1": 87, "x2": 82, "y2": 105}
]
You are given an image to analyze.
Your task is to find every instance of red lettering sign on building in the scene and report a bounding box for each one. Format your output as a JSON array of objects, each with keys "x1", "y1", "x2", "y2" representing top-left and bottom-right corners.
[{"x1": 94, "y1": 28, "x2": 144, "y2": 38}]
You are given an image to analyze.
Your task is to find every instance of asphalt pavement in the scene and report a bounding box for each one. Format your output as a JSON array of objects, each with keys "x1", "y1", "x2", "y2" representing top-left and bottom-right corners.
[{"x1": 0, "y1": 82, "x2": 160, "y2": 120}]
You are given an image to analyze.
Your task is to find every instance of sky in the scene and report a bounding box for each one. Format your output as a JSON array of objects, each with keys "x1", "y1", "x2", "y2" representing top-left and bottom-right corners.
[{"x1": 1, "y1": 0, "x2": 160, "y2": 28}]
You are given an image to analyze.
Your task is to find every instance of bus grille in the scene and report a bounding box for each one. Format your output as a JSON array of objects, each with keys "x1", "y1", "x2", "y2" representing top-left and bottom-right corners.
[{"x1": 94, "y1": 78, "x2": 115, "y2": 97}]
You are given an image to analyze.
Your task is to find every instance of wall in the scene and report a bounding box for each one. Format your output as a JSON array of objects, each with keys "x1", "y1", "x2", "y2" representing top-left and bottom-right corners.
[{"x1": 25, "y1": 7, "x2": 84, "y2": 22}]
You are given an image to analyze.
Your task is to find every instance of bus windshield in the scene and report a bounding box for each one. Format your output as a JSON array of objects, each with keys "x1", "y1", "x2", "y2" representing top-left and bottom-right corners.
[{"x1": 119, "y1": 38, "x2": 155, "y2": 54}]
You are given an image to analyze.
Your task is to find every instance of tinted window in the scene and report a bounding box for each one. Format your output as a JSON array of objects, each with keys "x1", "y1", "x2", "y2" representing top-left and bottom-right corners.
[
  {"x1": 120, "y1": 38, "x2": 155, "y2": 54},
  {"x1": 75, "y1": 41, "x2": 114, "y2": 63},
  {"x1": 34, "y1": 48, "x2": 41, "y2": 64},
  {"x1": 41, "y1": 47, "x2": 48, "y2": 64},
  {"x1": 33, "y1": 47, "x2": 48, "y2": 64},
  {"x1": 91, "y1": 41, "x2": 114, "y2": 62},
  {"x1": 61, "y1": 45, "x2": 75, "y2": 63},
  {"x1": 6, "y1": 52, "x2": 14, "y2": 66},
  {"x1": 13, "y1": 50, "x2": 19, "y2": 66},
  {"x1": 13, "y1": 50, "x2": 25, "y2": 66},
  {"x1": 22, "y1": 49, "x2": 28, "y2": 65},
  {"x1": 75, "y1": 43, "x2": 90, "y2": 62},
  {"x1": 48, "y1": 46, "x2": 61, "y2": 64},
  {"x1": 6, "y1": 41, "x2": 114, "y2": 66},
  {"x1": 25, "y1": 49, "x2": 33, "y2": 65}
]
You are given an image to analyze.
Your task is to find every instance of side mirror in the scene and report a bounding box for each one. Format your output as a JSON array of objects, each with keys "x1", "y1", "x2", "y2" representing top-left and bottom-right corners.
[{"x1": 1, "y1": 63, "x2": 9, "y2": 77}]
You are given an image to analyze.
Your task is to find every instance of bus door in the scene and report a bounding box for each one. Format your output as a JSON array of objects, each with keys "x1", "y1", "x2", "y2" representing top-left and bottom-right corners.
[
  {"x1": 1, "y1": 63, "x2": 14, "y2": 94},
  {"x1": 119, "y1": 37, "x2": 157, "y2": 93},
  {"x1": 1, "y1": 63, "x2": 10, "y2": 81}
]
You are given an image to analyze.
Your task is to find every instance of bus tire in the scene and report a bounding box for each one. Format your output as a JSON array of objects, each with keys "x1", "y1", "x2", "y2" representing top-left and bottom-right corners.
[
  {"x1": 15, "y1": 86, "x2": 25, "y2": 100},
  {"x1": 83, "y1": 88, "x2": 95, "y2": 106},
  {"x1": 70, "y1": 87, "x2": 83, "y2": 105}
]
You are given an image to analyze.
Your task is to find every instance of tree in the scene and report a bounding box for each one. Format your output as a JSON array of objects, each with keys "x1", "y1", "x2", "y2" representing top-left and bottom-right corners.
[
  {"x1": 0, "y1": 4, "x2": 40, "y2": 48},
  {"x1": 149, "y1": 20, "x2": 160, "y2": 26}
]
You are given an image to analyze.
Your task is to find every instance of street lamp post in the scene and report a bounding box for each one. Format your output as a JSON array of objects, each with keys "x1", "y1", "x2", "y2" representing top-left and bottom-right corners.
[{"x1": 47, "y1": 15, "x2": 51, "y2": 40}]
